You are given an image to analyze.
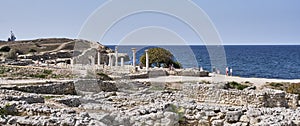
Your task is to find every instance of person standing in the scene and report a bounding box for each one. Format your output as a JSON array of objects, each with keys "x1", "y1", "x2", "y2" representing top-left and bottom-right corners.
[
  {"x1": 230, "y1": 68, "x2": 233, "y2": 76},
  {"x1": 226, "y1": 67, "x2": 229, "y2": 76}
]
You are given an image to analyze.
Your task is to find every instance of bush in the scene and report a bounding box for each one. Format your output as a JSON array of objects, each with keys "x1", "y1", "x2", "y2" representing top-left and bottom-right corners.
[
  {"x1": 30, "y1": 74, "x2": 47, "y2": 79},
  {"x1": 168, "y1": 104, "x2": 185, "y2": 123},
  {"x1": 0, "y1": 106, "x2": 8, "y2": 118},
  {"x1": 269, "y1": 82, "x2": 284, "y2": 87},
  {"x1": 227, "y1": 81, "x2": 249, "y2": 90},
  {"x1": 200, "y1": 80, "x2": 211, "y2": 84},
  {"x1": 97, "y1": 73, "x2": 112, "y2": 80},
  {"x1": 0, "y1": 66, "x2": 12, "y2": 74},
  {"x1": 0, "y1": 104, "x2": 18, "y2": 118},
  {"x1": 0, "y1": 46, "x2": 11, "y2": 52},
  {"x1": 287, "y1": 83, "x2": 300, "y2": 99},
  {"x1": 29, "y1": 49, "x2": 37, "y2": 53},
  {"x1": 266, "y1": 82, "x2": 288, "y2": 91},
  {"x1": 43, "y1": 69, "x2": 53, "y2": 74}
]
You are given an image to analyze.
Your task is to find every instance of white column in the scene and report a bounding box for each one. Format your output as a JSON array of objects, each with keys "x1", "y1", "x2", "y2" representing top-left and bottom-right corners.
[
  {"x1": 115, "y1": 46, "x2": 118, "y2": 67},
  {"x1": 121, "y1": 57, "x2": 124, "y2": 67},
  {"x1": 145, "y1": 49, "x2": 149, "y2": 72},
  {"x1": 108, "y1": 54, "x2": 111, "y2": 66},
  {"x1": 97, "y1": 52, "x2": 101, "y2": 65},
  {"x1": 132, "y1": 48, "x2": 136, "y2": 68},
  {"x1": 70, "y1": 58, "x2": 74, "y2": 66}
]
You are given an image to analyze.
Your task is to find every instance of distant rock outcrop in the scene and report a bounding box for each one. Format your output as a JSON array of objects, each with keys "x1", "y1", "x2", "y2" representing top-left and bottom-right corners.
[{"x1": 0, "y1": 38, "x2": 112, "y2": 63}]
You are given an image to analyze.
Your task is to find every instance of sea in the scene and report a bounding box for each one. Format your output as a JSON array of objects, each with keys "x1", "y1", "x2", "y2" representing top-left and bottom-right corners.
[{"x1": 107, "y1": 45, "x2": 300, "y2": 79}]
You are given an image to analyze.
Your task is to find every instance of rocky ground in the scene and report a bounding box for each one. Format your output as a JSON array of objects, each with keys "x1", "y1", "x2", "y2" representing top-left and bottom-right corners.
[{"x1": 1, "y1": 79, "x2": 300, "y2": 126}]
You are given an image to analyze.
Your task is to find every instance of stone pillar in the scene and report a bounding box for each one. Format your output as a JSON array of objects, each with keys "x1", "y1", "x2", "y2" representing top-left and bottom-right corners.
[
  {"x1": 121, "y1": 57, "x2": 124, "y2": 67},
  {"x1": 132, "y1": 48, "x2": 136, "y2": 68},
  {"x1": 145, "y1": 49, "x2": 149, "y2": 72},
  {"x1": 97, "y1": 52, "x2": 101, "y2": 65},
  {"x1": 70, "y1": 58, "x2": 74, "y2": 66},
  {"x1": 115, "y1": 46, "x2": 118, "y2": 66},
  {"x1": 108, "y1": 54, "x2": 112, "y2": 66}
]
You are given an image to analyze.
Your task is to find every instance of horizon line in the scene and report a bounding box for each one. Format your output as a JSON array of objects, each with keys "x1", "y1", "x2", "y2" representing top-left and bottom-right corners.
[
  {"x1": 104, "y1": 44, "x2": 300, "y2": 46},
  {"x1": 1, "y1": 37, "x2": 299, "y2": 46}
]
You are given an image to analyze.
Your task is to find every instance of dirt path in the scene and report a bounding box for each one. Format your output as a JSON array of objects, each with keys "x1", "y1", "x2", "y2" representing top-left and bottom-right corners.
[{"x1": 40, "y1": 41, "x2": 73, "y2": 54}]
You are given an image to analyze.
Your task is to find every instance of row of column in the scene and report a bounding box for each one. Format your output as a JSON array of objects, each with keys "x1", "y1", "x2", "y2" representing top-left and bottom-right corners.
[
  {"x1": 72, "y1": 47, "x2": 149, "y2": 71},
  {"x1": 107, "y1": 54, "x2": 124, "y2": 66},
  {"x1": 107, "y1": 47, "x2": 124, "y2": 67}
]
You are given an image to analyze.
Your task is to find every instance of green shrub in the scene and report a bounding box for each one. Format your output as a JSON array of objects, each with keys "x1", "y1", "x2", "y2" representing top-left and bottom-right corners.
[
  {"x1": 0, "y1": 66, "x2": 11, "y2": 74},
  {"x1": 287, "y1": 83, "x2": 300, "y2": 99},
  {"x1": 29, "y1": 49, "x2": 37, "y2": 53},
  {"x1": 0, "y1": 46, "x2": 11, "y2": 52},
  {"x1": 30, "y1": 74, "x2": 47, "y2": 79},
  {"x1": 168, "y1": 104, "x2": 185, "y2": 123},
  {"x1": 97, "y1": 72, "x2": 112, "y2": 80},
  {"x1": 200, "y1": 80, "x2": 211, "y2": 84},
  {"x1": 0, "y1": 107, "x2": 8, "y2": 118},
  {"x1": 227, "y1": 81, "x2": 249, "y2": 90},
  {"x1": 0, "y1": 68, "x2": 5, "y2": 74},
  {"x1": 265, "y1": 82, "x2": 288, "y2": 91},
  {"x1": 0, "y1": 104, "x2": 18, "y2": 118},
  {"x1": 43, "y1": 69, "x2": 53, "y2": 74},
  {"x1": 269, "y1": 82, "x2": 284, "y2": 87}
]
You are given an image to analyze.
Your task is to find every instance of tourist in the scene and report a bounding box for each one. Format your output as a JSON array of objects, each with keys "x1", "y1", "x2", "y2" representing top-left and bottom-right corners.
[
  {"x1": 230, "y1": 68, "x2": 233, "y2": 76},
  {"x1": 226, "y1": 67, "x2": 229, "y2": 76},
  {"x1": 217, "y1": 69, "x2": 220, "y2": 74},
  {"x1": 212, "y1": 67, "x2": 216, "y2": 73},
  {"x1": 139, "y1": 62, "x2": 143, "y2": 69}
]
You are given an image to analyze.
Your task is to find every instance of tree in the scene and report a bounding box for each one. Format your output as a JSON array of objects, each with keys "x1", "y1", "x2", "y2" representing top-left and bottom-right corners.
[{"x1": 140, "y1": 48, "x2": 181, "y2": 68}]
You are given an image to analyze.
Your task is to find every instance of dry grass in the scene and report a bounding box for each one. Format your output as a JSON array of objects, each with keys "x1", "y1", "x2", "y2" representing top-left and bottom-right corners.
[{"x1": 0, "y1": 38, "x2": 75, "y2": 54}]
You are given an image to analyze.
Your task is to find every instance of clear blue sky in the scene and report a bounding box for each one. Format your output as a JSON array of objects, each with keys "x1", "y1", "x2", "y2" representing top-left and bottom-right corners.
[{"x1": 1, "y1": 0, "x2": 300, "y2": 45}]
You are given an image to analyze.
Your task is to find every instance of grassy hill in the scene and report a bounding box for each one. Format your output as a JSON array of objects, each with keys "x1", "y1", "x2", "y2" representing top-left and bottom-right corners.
[{"x1": 0, "y1": 38, "x2": 112, "y2": 60}]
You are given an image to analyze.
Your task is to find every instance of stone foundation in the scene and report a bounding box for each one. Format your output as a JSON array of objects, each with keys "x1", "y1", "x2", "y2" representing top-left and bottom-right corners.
[
  {"x1": 1, "y1": 80, "x2": 118, "y2": 95},
  {"x1": 1, "y1": 82, "x2": 76, "y2": 95},
  {"x1": 74, "y1": 79, "x2": 118, "y2": 93},
  {"x1": 183, "y1": 84, "x2": 299, "y2": 108}
]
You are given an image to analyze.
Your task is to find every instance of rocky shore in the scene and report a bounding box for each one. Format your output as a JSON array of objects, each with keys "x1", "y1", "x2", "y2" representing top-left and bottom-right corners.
[{"x1": 1, "y1": 79, "x2": 300, "y2": 126}]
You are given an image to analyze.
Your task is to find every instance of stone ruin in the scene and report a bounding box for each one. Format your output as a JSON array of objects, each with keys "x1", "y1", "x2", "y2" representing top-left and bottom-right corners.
[{"x1": 180, "y1": 83, "x2": 299, "y2": 109}]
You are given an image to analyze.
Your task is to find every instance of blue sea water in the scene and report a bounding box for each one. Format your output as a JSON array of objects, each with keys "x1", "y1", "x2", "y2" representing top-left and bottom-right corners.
[{"x1": 107, "y1": 45, "x2": 300, "y2": 79}]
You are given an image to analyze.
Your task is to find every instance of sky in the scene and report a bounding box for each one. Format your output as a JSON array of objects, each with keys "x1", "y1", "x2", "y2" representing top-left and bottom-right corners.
[{"x1": 0, "y1": 0, "x2": 300, "y2": 45}]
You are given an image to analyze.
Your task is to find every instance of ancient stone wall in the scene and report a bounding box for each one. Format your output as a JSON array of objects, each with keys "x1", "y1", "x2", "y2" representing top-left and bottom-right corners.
[
  {"x1": 182, "y1": 84, "x2": 298, "y2": 108},
  {"x1": 3, "y1": 82, "x2": 76, "y2": 95}
]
